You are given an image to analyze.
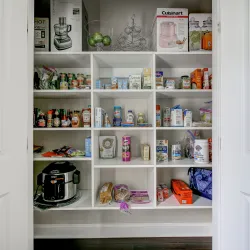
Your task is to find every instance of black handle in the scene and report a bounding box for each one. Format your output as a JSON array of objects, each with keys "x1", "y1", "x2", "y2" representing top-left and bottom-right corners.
[
  {"x1": 37, "y1": 173, "x2": 43, "y2": 186},
  {"x1": 73, "y1": 170, "x2": 80, "y2": 184}
]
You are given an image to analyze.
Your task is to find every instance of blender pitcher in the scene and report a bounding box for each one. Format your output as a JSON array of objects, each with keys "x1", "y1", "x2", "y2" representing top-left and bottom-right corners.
[
  {"x1": 54, "y1": 17, "x2": 72, "y2": 50},
  {"x1": 159, "y1": 22, "x2": 177, "y2": 48}
]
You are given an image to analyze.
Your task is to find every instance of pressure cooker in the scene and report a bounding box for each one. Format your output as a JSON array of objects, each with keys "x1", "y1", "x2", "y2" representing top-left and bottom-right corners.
[{"x1": 37, "y1": 161, "x2": 80, "y2": 202}]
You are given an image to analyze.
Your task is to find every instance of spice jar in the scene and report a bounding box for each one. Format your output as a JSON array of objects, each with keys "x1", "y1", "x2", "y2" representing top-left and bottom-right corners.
[
  {"x1": 38, "y1": 112, "x2": 46, "y2": 127},
  {"x1": 47, "y1": 110, "x2": 53, "y2": 128},
  {"x1": 72, "y1": 110, "x2": 80, "y2": 128}
]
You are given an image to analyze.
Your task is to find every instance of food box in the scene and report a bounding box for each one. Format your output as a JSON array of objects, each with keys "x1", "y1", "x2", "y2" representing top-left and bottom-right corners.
[
  {"x1": 156, "y1": 140, "x2": 168, "y2": 162},
  {"x1": 189, "y1": 13, "x2": 212, "y2": 51},
  {"x1": 129, "y1": 75, "x2": 141, "y2": 89},
  {"x1": 34, "y1": 18, "x2": 49, "y2": 51},
  {"x1": 171, "y1": 179, "x2": 193, "y2": 204},
  {"x1": 152, "y1": 8, "x2": 188, "y2": 52},
  {"x1": 142, "y1": 68, "x2": 152, "y2": 89},
  {"x1": 141, "y1": 144, "x2": 150, "y2": 161},
  {"x1": 191, "y1": 69, "x2": 202, "y2": 89},
  {"x1": 99, "y1": 136, "x2": 116, "y2": 159},
  {"x1": 95, "y1": 107, "x2": 104, "y2": 128},
  {"x1": 183, "y1": 109, "x2": 192, "y2": 127},
  {"x1": 50, "y1": 0, "x2": 88, "y2": 52},
  {"x1": 156, "y1": 71, "x2": 164, "y2": 88}
]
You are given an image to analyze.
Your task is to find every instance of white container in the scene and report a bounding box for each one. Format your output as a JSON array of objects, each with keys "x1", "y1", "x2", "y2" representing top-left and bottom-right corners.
[
  {"x1": 194, "y1": 139, "x2": 209, "y2": 163},
  {"x1": 50, "y1": 0, "x2": 88, "y2": 52},
  {"x1": 163, "y1": 107, "x2": 171, "y2": 127},
  {"x1": 95, "y1": 107, "x2": 104, "y2": 128},
  {"x1": 171, "y1": 108, "x2": 183, "y2": 127},
  {"x1": 34, "y1": 18, "x2": 49, "y2": 51},
  {"x1": 152, "y1": 8, "x2": 188, "y2": 52},
  {"x1": 184, "y1": 110, "x2": 192, "y2": 127}
]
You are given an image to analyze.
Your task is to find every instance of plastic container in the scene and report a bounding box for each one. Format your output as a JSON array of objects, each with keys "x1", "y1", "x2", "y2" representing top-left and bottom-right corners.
[
  {"x1": 194, "y1": 139, "x2": 209, "y2": 163},
  {"x1": 156, "y1": 105, "x2": 161, "y2": 127}
]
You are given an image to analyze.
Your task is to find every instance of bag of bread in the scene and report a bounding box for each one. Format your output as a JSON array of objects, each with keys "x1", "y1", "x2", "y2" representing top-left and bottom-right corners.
[
  {"x1": 113, "y1": 184, "x2": 131, "y2": 214},
  {"x1": 99, "y1": 182, "x2": 113, "y2": 204}
]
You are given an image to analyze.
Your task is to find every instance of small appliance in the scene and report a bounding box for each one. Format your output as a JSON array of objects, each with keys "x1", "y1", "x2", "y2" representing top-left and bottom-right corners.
[
  {"x1": 159, "y1": 22, "x2": 177, "y2": 48},
  {"x1": 37, "y1": 161, "x2": 80, "y2": 202},
  {"x1": 54, "y1": 17, "x2": 72, "y2": 50}
]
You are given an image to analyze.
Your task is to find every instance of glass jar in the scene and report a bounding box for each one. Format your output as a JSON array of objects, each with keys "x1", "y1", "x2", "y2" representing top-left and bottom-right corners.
[
  {"x1": 137, "y1": 113, "x2": 145, "y2": 124},
  {"x1": 189, "y1": 20, "x2": 201, "y2": 51},
  {"x1": 72, "y1": 110, "x2": 80, "y2": 128}
]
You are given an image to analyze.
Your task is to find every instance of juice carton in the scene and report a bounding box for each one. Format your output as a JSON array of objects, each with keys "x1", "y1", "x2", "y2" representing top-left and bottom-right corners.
[
  {"x1": 171, "y1": 179, "x2": 193, "y2": 204},
  {"x1": 191, "y1": 68, "x2": 202, "y2": 89}
]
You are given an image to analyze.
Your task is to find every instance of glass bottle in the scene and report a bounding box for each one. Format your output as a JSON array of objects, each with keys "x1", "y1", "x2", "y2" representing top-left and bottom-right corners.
[{"x1": 53, "y1": 109, "x2": 60, "y2": 127}]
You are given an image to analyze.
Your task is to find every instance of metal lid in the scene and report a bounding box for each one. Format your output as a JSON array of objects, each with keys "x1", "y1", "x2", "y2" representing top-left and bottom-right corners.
[{"x1": 42, "y1": 161, "x2": 76, "y2": 174}]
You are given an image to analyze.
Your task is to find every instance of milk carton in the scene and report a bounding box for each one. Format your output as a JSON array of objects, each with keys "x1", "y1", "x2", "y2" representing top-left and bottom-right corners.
[
  {"x1": 50, "y1": 0, "x2": 88, "y2": 52},
  {"x1": 34, "y1": 18, "x2": 49, "y2": 51},
  {"x1": 152, "y1": 8, "x2": 188, "y2": 52}
]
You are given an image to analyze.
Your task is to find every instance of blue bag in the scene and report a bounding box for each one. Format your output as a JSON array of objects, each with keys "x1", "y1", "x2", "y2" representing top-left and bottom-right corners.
[{"x1": 188, "y1": 167, "x2": 212, "y2": 200}]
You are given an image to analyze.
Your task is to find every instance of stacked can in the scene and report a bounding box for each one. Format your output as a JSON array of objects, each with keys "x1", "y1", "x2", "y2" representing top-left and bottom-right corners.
[
  {"x1": 208, "y1": 138, "x2": 212, "y2": 162},
  {"x1": 122, "y1": 136, "x2": 131, "y2": 161}
]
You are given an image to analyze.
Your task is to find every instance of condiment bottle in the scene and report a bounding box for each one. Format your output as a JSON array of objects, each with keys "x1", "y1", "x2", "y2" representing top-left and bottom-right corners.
[
  {"x1": 47, "y1": 110, "x2": 53, "y2": 128},
  {"x1": 82, "y1": 106, "x2": 91, "y2": 128},
  {"x1": 72, "y1": 110, "x2": 80, "y2": 128},
  {"x1": 126, "y1": 110, "x2": 134, "y2": 124},
  {"x1": 61, "y1": 109, "x2": 68, "y2": 127},
  {"x1": 156, "y1": 105, "x2": 161, "y2": 127},
  {"x1": 53, "y1": 110, "x2": 60, "y2": 127},
  {"x1": 38, "y1": 112, "x2": 46, "y2": 127}
]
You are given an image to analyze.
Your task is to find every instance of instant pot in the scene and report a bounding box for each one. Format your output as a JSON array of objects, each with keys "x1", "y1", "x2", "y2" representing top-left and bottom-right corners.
[{"x1": 37, "y1": 161, "x2": 80, "y2": 202}]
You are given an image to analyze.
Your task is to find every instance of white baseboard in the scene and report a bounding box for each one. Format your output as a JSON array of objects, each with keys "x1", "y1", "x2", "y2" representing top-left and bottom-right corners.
[{"x1": 34, "y1": 223, "x2": 212, "y2": 238}]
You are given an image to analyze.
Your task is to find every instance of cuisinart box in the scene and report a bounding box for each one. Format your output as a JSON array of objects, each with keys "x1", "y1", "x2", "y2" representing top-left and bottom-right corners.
[
  {"x1": 34, "y1": 18, "x2": 49, "y2": 51},
  {"x1": 152, "y1": 8, "x2": 188, "y2": 52},
  {"x1": 50, "y1": 0, "x2": 88, "y2": 52}
]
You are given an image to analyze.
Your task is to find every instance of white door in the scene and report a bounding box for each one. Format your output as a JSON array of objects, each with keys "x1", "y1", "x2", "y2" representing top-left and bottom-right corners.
[
  {"x1": 0, "y1": 0, "x2": 33, "y2": 250},
  {"x1": 213, "y1": 0, "x2": 250, "y2": 249}
]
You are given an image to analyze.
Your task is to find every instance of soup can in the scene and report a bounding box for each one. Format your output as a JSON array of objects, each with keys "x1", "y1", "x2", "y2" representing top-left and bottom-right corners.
[{"x1": 122, "y1": 136, "x2": 131, "y2": 161}]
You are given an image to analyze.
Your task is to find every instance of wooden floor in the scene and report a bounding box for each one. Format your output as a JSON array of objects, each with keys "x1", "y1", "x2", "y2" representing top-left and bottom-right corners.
[{"x1": 35, "y1": 238, "x2": 212, "y2": 249}]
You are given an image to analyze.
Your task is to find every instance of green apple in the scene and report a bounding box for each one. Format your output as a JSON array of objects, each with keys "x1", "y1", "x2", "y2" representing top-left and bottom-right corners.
[
  {"x1": 92, "y1": 32, "x2": 103, "y2": 43},
  {"x1": 103, "y1": 35, "x2": 112, "y2": 46},
  {"x1": 88, "y1": 37, "x2": 96, "y2": 47}
]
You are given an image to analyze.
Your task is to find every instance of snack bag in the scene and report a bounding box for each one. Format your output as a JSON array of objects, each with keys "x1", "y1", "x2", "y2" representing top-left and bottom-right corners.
[
  {"x1": 99, "y1": 182, "x2": 113, "y2": 205},
  {"x1": 113, "y1": 184, "x2": 131, "y2": 214}
]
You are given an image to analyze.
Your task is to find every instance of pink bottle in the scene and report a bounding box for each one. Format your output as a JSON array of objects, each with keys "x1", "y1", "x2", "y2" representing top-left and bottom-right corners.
[
  {"x1": 122, "y1": 136, "x2": 131, "y2": 161},
  {"x1": 159, "y1": 22, "x2": 177, "y2": 48}
]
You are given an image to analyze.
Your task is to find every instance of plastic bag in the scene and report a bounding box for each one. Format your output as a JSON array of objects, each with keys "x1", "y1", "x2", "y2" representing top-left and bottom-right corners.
[{"x1": 113, "y1": 184, "x2": 131, "y2": 214}]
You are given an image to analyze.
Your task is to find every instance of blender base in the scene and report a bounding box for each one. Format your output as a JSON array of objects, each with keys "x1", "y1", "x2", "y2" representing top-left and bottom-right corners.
[{"x1": 54, "y1": 37, "x2": 72, "y2": 50}]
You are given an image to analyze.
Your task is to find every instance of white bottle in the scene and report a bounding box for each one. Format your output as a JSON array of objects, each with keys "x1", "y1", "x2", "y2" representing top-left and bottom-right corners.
[{"x1": 126, "y1": 110, "x2": 134, "y2": 124}]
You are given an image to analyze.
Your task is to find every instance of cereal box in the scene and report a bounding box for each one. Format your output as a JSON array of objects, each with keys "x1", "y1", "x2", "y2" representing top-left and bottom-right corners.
[{"x1": 156, "y1": 140, "x2": 168, "y2": 162}]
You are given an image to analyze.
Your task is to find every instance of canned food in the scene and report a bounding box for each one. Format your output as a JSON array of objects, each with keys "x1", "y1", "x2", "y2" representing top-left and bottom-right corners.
[
  {"x1": 181, "y1": 75, "x2": 191, "y2": 89},
  {"x1": 122, "y1": 136, "x2": 131, "y2": 162}
]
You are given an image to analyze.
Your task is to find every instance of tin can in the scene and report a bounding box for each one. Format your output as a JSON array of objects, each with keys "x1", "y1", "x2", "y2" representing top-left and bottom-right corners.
[
  {"x1": 157, "y1": 186, "x2": 164, "y2": 202},
  {"x1": 163, "y1": 107, "x2": 171, "y2": 127},
  {"x1": 113, "y1": 106, "x2": 122, "y2": 127},
  {"x1": 122, "y1": 136, "x2": 131, "y2": 161},
  {"x1": 172, "y1": 144, "x2": 182, "y2": 160}
]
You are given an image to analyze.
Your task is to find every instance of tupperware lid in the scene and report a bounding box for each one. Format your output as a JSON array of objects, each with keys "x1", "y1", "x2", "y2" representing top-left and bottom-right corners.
[{"x1": 42, "y1": 161, "x2": 76, "y2": 174}]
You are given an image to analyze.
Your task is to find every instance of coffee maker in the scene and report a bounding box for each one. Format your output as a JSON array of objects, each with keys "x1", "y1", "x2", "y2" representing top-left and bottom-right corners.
[{"x1": 54, "y1": 17, "x2": 72, "y2": 50}]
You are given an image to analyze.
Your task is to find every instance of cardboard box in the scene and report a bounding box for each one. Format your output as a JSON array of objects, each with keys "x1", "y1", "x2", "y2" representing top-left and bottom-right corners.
[
  {"x1": 171, "y1": 179, "x2": 193, "y2": 204},
  {"x1": 50, "y1": 0, "x2": 88, "y2": 52},
  {"x1": 129, "y1": 75, "x2": 141, "y2": 89},
  {"x1": 34, "y1": 18, "x2": 49, "y2": 51},
  {"x1": 156, "y1": 140, "x2": 168, "y2": 162},
  {"x1": 95, "y1": 107, "x2": 104, "y2": 128},
  {"x1": 191, "y1": 68, "x2": 202, "y2": 89},
  {"x1": 142, "y1": 68, "x2": 152, "y2": 89},
  {"x1": 189, "y1": 13, "x2": 212, "y2": 51},
  {"x1": 152, "y1": 8, "x2": 188, "y2": 52}
]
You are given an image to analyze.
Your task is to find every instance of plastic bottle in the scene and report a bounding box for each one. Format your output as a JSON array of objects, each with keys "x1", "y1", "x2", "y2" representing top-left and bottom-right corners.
[
  {"x1": 156, "y1": 105, "x2": 161, "y2": 127},
  {"x1": 126, "y1": 110, "x2": 134, "y2": 124}
]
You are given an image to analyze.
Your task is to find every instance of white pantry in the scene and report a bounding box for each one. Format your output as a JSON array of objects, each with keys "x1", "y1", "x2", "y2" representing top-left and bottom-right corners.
[{"x1": 33, "y1": 0, "x2": 214, "y2": 239}]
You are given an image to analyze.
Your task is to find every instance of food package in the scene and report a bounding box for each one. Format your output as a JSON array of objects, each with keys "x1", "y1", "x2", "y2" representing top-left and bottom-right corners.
[
  {"x1": 183, "y1": 109, "x2": 192, "y2": 127},
  {"x1": 34, "y1": 18, "x2": 49, "y2": 52},
  {"x1": 191, "y1": 68, "x2": 202, "y2": 89},
  {"x1": 156, "y1": 71, "x2": 163, "y2": 88},
  {"x1": 130, "y1": 190, "x2": 150, "y2": 204},
  {"x1": 99, "y1": 136, "x2": 116, "y2": 159},
  {"x1": 129, "y1": 75, "x2": 141, "y2": 89},
  {"x1": 53, "y1": 146, "x2": 85, "y2": 157},
  {"x1": 141, "y1": 144, "x2": 150, "y2": 161},
  {"x1": 142, "y1": 68, "x2": 152, "y2": 89},
  {"x1": 99, "y1": 182, "x2": 113, "y2": 204},
  {"x1": 95, "y1": 107, "x2": 104, "y2": 128},
  {"x1": 171, "y1": 105, "x2": 183, "y2": 127},
  {"x1": 159, "y1": 184, "x2": 169, "y2": 199},
  {"x1": 171, "y1": 179, "x2": 193, "y2": 204},
  {"x1": 114, "y1": 184, "x2": 130, "y2": 203},
  {"x1": 156, "y1": 140, "x2": 168, "y2": 162},
  {"x1": 200, "y1": 101, "x2": 212, "y2": 123}
]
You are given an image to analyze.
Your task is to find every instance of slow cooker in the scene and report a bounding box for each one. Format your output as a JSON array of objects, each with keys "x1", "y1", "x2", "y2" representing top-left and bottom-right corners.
[{"x1": 37, "y1": 161, "x2": 80, "y2": 202}]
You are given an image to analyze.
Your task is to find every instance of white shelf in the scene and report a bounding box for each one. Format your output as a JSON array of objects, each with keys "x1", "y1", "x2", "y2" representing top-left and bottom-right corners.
[
  {"x1": 33, "y1": 128, "x2": 91, "y2": 131},
  {"x1": 33, "y1": 153, "x2": 92, "y2": 162},
  {"x1": 34, "y1": 52, "x2": 91, "y2": 68},
  {"x1": 157, "y1": 158, "x2": 212, "y2": 168},
  {"x1": 156, "y1": 127, "x2": 212, "y2": 130},
  {"x1": 94, "y1": 127, "x2": 153, "y2": 131},
  {"x1": 155, "y1": 52, "x2": 212, "y2": 68},
  {"x1": 93, "y1": 89, "x2": 153, "y2": 99},
  {"x1": 94, "y1": 200, "x2": 154, "y2": 210},
  {"x1": 34, "y1": 90, "x2": 91, "y2": 99},
  {"x1": 156, "y1": 89, "x2": 212, "y2": 99},
  {"x1": 94, "y1": 157, "x2": 154, "y2": 168},
  {"x1": 42, "y1": 190, "x2": 92, "y2": 211},
  {"x1": 156, "y1": 192, "x2": 212, "y2": 209}
]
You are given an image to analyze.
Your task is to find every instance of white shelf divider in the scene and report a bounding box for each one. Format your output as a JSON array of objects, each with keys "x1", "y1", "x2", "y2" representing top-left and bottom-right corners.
[
  {"x1": 33, "y1": 128, "x2": 91, "y2": 131},
  {"x1": 157, "y1": 158, "x2": 212, "y2": 168},
  {"x1": 156, "y1": 127, "x2": 212, "y2": 131},
  {"x1": 33, "y1": 153, "x2": 91, "y2": 162},
  {"x1": 34, "y1": 90, "x2": 91, "y2": 99}
]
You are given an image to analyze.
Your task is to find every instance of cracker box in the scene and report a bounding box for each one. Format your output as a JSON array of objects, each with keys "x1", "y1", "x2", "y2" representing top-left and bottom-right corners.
[
  {"x1": 50, "y1": 0, "x2": 88, "y2": 52},
  {"x1": 156, "y1": 140, "x2": 168, "y2": 162},
  {"x1": 129, "y1": 75, "x2": 141, "y2": 89},
  {"x1": 152, "y1": 8, "x2": 188, "y2": 52},
  {"x1": 34, "y1": 18, "x2": 49, "y2": 51},
  {"x1": 171, "y1": 179, "x2": 193, "y2": 204}
]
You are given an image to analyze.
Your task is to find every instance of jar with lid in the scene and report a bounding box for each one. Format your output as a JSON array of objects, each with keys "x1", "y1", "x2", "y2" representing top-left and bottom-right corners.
[
  {"x1": 53, "y1": 109, "x2": 60, "y2": 127},
  {"x1": 181, "y1": 75, "x2": 191, "y2": 89},
  {"x1": 38, "y1": 112, "x2": 46, "y2": 127},
  {"x1": 202, "y1": 18, "x2": 212, "y2": 50},
  {"x1": 60, "y1": 73, "x2": 68, "y2": 90},
  {"x1": 82, "y1": 105, "x2": 91, "y2": 128},
  {"x1": 137, "y1": 113, "x2": 145, "y2": 125},
  {"x1": 189, "y1": 20, "x2": 201, "y2": 51},
  {"x1": 72, "y1": 110, "x2": 80, "y2": 128}
]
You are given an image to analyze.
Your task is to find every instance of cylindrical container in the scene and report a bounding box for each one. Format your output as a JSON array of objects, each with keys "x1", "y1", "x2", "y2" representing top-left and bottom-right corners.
[
  {"x1": 85, "y1": 136, "x2": 91, "y2": 157},
  {"x1": 47, "y1": 110, "x2": 53, "y2": 128},
  {"x1": 113, "y1": 106, "x2": 122, "y2": 127},
  {"x1": 122, "y1": 136, "x2": 131, "y2": 161},
  {"x1": 194, "y1": 139, "x2": 209, "y2": 163},
  {"x1": 163, "y1": 107, "x2": 171, "y2": 127},
  {"x1": 172, "y1": 144, "x2": 182, "y2": 160},
  {"x1": 156, "y1": 105, "x2": 161, "y2": 127},
  {"x1": 157, "y1": 186, "x2": 164, "y2": 202},
  {"x1": 208, "y1": 138, "x2": 212, "y2": 162}
]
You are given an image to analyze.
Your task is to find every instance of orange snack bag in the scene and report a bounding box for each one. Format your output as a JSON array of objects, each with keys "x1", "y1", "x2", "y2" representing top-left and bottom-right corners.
[
  {"x1": 190, "y1": 69, "x2": 202, "y2": 89},
  {"x1": 171, "y1": 179, "x2": 193, "y2": 205}
]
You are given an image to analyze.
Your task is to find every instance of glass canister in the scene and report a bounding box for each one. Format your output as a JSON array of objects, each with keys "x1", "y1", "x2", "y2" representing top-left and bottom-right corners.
[
  {"x1": 137, "y1": 113, "x2": 145, "y2": 124},
  {"x1": 189, "y1": 20, "x2": 201, "y2": 51}
]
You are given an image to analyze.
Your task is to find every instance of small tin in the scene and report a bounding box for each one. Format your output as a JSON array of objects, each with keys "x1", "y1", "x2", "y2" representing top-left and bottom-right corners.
[{"x1": 122, "y1": 136, "x2": 131, "y2": 161}]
